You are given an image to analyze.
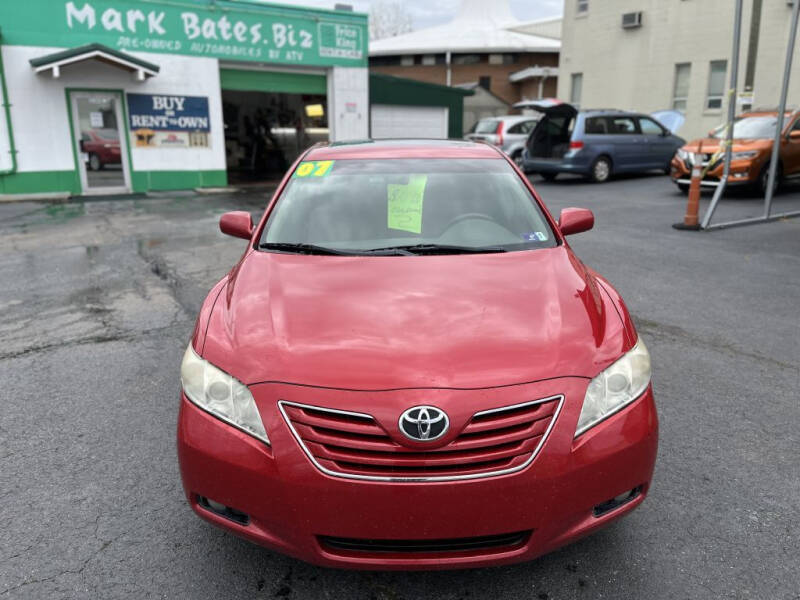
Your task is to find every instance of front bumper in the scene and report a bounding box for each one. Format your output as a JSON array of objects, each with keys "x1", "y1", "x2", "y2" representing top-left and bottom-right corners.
[
  {"x1": 177, "y1": 378, "x2": 658, "y2": 570},
  {"x1": 670, "y1": 156, "x2": 757, "y2": 187}
]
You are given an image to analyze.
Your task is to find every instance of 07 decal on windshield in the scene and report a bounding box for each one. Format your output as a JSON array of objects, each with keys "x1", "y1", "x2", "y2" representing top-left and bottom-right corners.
[{"x1": 293, "y1": 160, "x2": 335, "y2": 178}]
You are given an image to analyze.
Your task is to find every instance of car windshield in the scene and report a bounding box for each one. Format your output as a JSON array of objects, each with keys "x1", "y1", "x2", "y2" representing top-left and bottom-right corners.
[
  {"x1": 260, "y1": 158, "x2": 557, "y2": 255},
  {"x1": 712, "y1": 116, "x2": 778, "y2": 139},
  {"x1": 474, "y1": 119, "x2": 500, "y2": 134},
  {"x1": 94, "y1": 128, "x2": 120, "y2": 141}
]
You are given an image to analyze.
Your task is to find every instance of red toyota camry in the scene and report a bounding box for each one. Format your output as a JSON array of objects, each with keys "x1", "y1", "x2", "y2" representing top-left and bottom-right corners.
[{"x1": 177, "y1": 139, "x2": 658, "y2": 570}]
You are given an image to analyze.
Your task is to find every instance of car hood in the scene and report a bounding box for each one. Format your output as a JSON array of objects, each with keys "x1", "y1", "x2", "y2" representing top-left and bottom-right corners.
[
  {"x1": 682, "y1": 137, "x2": 772, "y2": 153},
  {"x1": 201, "y1": 246, "x2": 631, "y2": 390}
]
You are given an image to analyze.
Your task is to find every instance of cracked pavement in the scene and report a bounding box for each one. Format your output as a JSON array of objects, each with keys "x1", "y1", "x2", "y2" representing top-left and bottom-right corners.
[{"x1": 0, "y1": 175, "x2": 798, "y2": 599}]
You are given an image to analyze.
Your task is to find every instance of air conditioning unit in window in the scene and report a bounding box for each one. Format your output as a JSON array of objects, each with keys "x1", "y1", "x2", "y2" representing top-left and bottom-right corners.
[{"x1": 622, "y1": 12, "x2": 643, "y2": 29}]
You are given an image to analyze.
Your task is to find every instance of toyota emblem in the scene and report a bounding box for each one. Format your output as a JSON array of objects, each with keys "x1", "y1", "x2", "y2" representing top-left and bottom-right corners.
[{"x1": 398, "y1": 406, "x2": 449, "y2": 442}]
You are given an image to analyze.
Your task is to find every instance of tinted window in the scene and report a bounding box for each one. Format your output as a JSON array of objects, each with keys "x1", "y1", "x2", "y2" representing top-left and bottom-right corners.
[
  {"x1": 584, "y1": 117, "x2": 608, "y2": 134},
  {"x1": 261, "y1": 159, "x2": 556, "y2": 254},
  {"x1": 639, "y1": 118, "x2": 665, "y2": 135},
  {"x1": 474, "y1": 119, "x2": 500, "y2": 134},
  {"x1": 507, "y1": 120, "x2": 536, "y2": 134},
  {"x1": 608, "y1": 117, "x2": 638, "y2": 134}
]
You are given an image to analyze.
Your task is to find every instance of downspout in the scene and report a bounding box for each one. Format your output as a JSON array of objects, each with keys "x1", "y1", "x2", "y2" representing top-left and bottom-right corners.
[
  {"x1": 446, "y1": 51, "x2": 451, "y2": 86},
  {"x1": 0, "y1": 29, "x2": 18, "y2": 175}
]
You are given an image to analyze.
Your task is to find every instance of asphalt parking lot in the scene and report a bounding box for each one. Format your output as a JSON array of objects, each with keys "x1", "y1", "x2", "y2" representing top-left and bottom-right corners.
[{"x1": 1, "y1": 174, "x2": 798, "y2": 599}]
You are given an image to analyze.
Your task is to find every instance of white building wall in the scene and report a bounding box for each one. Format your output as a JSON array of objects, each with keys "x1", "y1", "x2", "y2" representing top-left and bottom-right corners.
[
  {"x1": 558, "y1": 0, "x2": 800, "y2": 140},
  {"x1": 752, "y1": 0, "x2": 800, "y2": 109},
  {"x1": 327, "y1": 66, "x2": 369, "y2": 141},
  {"x1": 2, "y1": 45, "x2": 225, "y2": 174}
]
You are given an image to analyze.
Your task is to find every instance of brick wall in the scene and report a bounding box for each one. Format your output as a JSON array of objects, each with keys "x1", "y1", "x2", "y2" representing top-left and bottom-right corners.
[{"x1": 369, "y1": 52, "x2": 559, "y2": 106}]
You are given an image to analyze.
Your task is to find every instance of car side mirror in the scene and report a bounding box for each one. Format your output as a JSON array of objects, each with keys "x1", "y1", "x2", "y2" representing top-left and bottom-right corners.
[
  {"x1": 219, "y1": 211, "x2": 253, "y2": 240},
  {"x1": 558, "y1": 207, "x2": 594, "y2": 236}
]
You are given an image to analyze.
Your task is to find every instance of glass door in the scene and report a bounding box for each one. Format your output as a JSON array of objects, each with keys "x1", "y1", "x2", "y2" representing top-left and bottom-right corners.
[{"x1": 69, "y1": 91, "x2": 131, "y2": 194}]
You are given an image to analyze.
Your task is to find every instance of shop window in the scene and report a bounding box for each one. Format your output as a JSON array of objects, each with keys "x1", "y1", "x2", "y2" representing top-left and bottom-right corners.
[
  {"x1": 706, "y1": 60, "x2": 727, "y2": 110},
  {"x1": 672, "y1": 63, "x2": 691, "y2": 111}
]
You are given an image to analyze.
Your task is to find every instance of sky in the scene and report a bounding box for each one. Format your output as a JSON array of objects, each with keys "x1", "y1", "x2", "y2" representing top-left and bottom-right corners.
[{"x1": 273, "y1": 0, "x2": 564, "y2": 29}]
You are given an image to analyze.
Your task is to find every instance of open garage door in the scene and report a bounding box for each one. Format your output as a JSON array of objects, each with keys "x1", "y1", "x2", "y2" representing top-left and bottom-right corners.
[
  {"x1": 371, "y1": 104, "x2": 449, "y2": 139},
  {"x1": 219, "y1": 68, "x2": 328, "y2": 184}
]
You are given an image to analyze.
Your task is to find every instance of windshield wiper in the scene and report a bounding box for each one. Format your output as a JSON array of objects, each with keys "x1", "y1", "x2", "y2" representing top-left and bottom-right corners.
[
  {"x1": 363, "y1": 243, "x2": 508, "y2": 255},
  {"x1": 259, "y1": 242, "x2": 358, "y2": 256},
  {"x1": 259, "y1": 242, "x2": 414, "y2": 256}
]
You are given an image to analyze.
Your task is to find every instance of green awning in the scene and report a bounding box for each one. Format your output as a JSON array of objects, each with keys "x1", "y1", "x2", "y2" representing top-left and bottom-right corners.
[
  {"x1": 220, "y1": 68, "x2": 326, "y2": 95},
  {"x1": 30, "y1": 43, "x2": 159, "y2": 80}
]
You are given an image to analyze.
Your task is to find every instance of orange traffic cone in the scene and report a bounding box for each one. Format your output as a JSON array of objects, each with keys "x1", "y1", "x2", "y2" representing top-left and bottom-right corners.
[{"x1": 673, "y1": 141, "x2": 703, "y2": 230}]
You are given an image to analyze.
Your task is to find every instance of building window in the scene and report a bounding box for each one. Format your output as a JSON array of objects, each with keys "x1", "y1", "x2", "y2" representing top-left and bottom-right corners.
[
  {"x1": 421, "y1": 54, "x2": 436, "y2": 66},
  {"x1": 453, "y1": 54, "x2": 481, "y2": 65},
  {"x1": 400, "y1": 55, "x2": 414, "y2": 66},
  {"x1": 488, "y1": 54, "x2": 503, "y2": 65},
  {"x1": 570, "y1": 73, "x2": 583, "y2": 108},
  {"x1": 672, "y1": 63, "x2": 691, "y2": 111},
  {"x1": 576, "y1": 0, "x2": 589, "y2": 14},
  {"x1": 706, "y1": 60, "x2": 727, "y2": 110}
]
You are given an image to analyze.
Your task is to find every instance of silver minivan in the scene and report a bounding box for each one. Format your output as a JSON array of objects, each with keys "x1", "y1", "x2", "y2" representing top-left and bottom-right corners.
[{"x1": 465, "y1": 115, "x2": 540, "y2": 166}]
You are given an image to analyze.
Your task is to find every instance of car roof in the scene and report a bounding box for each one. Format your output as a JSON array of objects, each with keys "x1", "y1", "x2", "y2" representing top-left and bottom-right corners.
[
  {"x1": 580, "y1": 109, "x2": 643, "y2": 117},
  {"x1": 478, "y1": 115, "x2": 538, "y2": 123},
  {"x1": 305, "y1": 139, "x2": 504, "y2": 160}
]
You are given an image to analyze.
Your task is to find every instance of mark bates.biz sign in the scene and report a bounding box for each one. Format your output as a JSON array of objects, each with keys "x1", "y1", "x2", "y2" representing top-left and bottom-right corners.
[{"x1": 0, "y1": 1, "x2": 367, "y2": 68}]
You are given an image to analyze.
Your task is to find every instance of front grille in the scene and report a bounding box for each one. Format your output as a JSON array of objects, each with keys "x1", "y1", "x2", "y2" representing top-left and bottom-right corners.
[
  {"x1": 279, "y1": 395, "x2": 562, "y2": 482},
  {"x1": 319, "y1": 530, "x2": 531, "y2": 554}
]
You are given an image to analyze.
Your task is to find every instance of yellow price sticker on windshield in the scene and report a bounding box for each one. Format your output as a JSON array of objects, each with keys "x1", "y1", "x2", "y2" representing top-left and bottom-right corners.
[
  {"x1": 293, "y1": 160, "x2": 334, "y2": 178},
  {"x1": 387, "y1": 175, "x2": 427, "y2": 234}
]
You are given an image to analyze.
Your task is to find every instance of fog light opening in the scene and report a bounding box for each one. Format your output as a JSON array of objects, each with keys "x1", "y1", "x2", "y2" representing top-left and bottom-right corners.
[
  {"x1": 593, "y1": 485, "x2": 643, "y2": 517},
  {"x1": 197, "y1": 495, "x2": 250, "y2": 525}
]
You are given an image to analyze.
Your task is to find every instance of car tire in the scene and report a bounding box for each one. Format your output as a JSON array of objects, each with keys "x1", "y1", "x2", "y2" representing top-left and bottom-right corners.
[
  {"x1": 88, "y1": 153, "x2": 102, "y2": 171},
  {"x1": 589, "y1": 156, "x2": 612, "y2": 183},
  {"x1": 757, "y1": 163, "x2": 782, "y2": 196},
  {"x1": 540, "y1": 173, "x2": 558, "y2": 182},
  {"x1": 512, "y1": 150, "x2": 524, "y2": 169}
]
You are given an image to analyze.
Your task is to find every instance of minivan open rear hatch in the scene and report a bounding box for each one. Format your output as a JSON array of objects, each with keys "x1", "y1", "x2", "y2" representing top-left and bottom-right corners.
[{"x1": 514, "y1": 100, "x2": 578, "y2": 160}]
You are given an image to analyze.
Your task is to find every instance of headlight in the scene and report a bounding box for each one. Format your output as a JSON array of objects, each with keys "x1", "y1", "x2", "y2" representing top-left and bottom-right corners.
[
  {"x1": 676, "y1": 148, "x2": 690, "y2": 161},
  {"x1": 575, "y1": 338, "x2": 651, "y2": 437},
  {"x1": 180, "y1": 345, "x2": 269, "y2": 444},
  {"x1": 731, "y1": 150, "x2": 758, "y2": 160}
]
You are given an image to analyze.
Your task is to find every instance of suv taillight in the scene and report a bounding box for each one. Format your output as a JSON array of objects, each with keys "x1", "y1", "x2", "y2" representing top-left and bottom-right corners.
[
  {"x1": 495, "y1": 121, "x2": 504, "y2": 147},
  {"x1": 569, "y1": 141, "x2": 584, "y2": 150}
]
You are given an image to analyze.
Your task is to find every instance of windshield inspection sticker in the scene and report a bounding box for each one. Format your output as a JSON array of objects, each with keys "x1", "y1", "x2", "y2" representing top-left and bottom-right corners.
[
  {"x1": 293, "y1": 160, "x2": 334, "y2": 178},
  {"x1": 387, "y1": 175, "x2": 427, "y2": 234},
  {"x1": 523, "y1": 231, "x2": 548, "y2": 242}
]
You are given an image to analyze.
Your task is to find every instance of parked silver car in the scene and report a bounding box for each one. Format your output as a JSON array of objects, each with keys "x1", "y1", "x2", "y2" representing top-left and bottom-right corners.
[{"x1": 465, "y1": 115, "x2": 540, "y2": 165}]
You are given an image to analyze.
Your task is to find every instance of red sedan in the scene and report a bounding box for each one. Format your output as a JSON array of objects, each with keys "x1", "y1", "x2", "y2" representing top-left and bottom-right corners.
[
  {"x1": 177, "y1": 139, "x2": 658, "y2": 570},
  {"x1": 80, "y1": 129, "x2": 121, "y2": 171}
]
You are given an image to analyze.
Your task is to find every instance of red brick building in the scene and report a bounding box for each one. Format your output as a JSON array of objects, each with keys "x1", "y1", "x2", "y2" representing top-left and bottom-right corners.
[{"x1": 369, "y1": 0, "x2": 561, "y2": 133}]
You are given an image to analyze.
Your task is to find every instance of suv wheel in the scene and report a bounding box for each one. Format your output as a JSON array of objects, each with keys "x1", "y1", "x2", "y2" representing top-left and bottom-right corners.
[
  {"x1": 758, "y1": 164, "x2": 782, "y2": 196},
  {"x1": 590, "y1": 156, "x2": 612, "y2": 183}
]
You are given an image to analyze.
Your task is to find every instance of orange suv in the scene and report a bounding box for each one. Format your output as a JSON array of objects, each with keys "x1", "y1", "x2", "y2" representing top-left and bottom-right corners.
[{"x1": 670, "y1": 110, "x2": 800, "y2": 193}]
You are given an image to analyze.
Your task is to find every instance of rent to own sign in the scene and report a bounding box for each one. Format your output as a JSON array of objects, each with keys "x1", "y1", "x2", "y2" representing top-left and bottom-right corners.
[
  {"x1": 127, "y1": 93, "x2": 211, "y2": 148},
  {"x1": 0, "y1": 1, "x2": 367, "y2": 68}
]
